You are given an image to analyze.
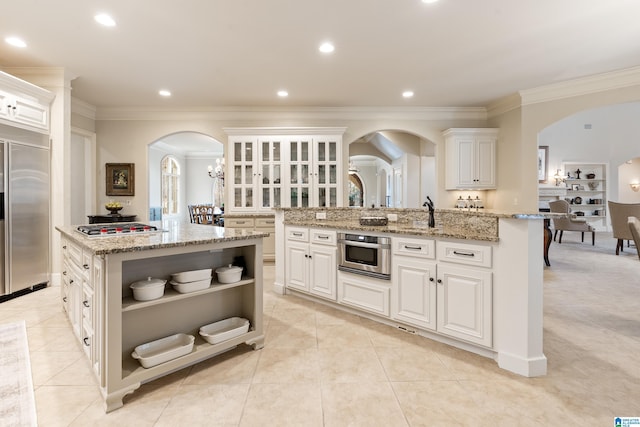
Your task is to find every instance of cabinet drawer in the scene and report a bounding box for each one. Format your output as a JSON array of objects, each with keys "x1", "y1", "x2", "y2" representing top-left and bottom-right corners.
[
  {"x1": 338, "y1": 272, "x2": 390, "y2": 317},
  {"x1": 225, "y1": 218, "x2": 255, "y2": 228},
  {"x1": 255, "y1": 217, "x2": 276, "y2": 228},
  {"x1": 286, "y1": 227, "x2": 309, "y2": 242},
  {"x1": 437, "y1": 241, "x2": 492, "y2": 268},
  {"x1": 310, "y1": 229, "x2": 336, "y2": 246},
  {"x1": 393, "y1": 237, "x2": 435, "y2": 259},
  {"x1": 65, "y1": 240, "x2": 83, "y2": 266}
]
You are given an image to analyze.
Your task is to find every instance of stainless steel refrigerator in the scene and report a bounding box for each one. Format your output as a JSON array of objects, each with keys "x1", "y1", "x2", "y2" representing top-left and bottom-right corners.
[{"x1": 0, "y1": 126, "x2": 50, "y2": 297}]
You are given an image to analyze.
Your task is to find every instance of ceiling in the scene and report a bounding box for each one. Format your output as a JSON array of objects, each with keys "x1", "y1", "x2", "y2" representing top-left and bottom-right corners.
[{"x1": 2, "y1": 1, "x2": 640, "y2": 110}]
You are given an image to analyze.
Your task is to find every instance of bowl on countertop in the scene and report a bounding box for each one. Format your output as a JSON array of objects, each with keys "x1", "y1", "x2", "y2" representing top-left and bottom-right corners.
[
  {"x1": 130, "y1": 277, "x2": 166, "y2": 301},
  {"x1": 170, "y1": 268, "x2": 212, "y2": 283},
  {"x1": 215, "y1": 264, "x2": 243, "y2": 284}
]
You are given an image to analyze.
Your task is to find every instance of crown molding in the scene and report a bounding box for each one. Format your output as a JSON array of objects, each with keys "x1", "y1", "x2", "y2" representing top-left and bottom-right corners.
[
  {"x1": 486, "y1": 93, "x2": 522, "y2": 118},
  {"x1": 519, "y1": 66, "x2": 640, "y2": 106},
  {"x1": 223, "y1": 126, "x2": 348, "y2": 136},
  {"x1": 71, "y1": 97, "x2": 97, "y2": 120},
  {"x1": 0, "y1": 69, "x2": 56, "y2": 103},
  {"x1": 94, "y1": 106, "x2": 488, "y2": 122}
]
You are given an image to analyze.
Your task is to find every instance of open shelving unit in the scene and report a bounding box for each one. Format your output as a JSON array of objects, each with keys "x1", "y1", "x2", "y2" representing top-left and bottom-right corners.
[{"x1": 563, "y1": 162, "x2": 608, "y2": 230}]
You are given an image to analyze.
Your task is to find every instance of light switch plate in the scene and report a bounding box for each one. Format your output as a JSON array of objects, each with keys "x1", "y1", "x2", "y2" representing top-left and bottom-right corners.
[
  {"x1": 387, "y1": 213, "x2": 398, "y2": 222},
  {"x1": 316, "y1": 212, "x2": 327, "y2": 220}
]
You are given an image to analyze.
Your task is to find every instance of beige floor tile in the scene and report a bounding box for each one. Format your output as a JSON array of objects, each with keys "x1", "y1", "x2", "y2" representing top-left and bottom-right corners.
[
  {"x1": 183, "y1": 345, "x2": 259, "y2": 385},
  {"x1": 318, "y1": 347, "x2": 387, "y2": 383},
  {"x1": 265, "y1": 322, "x2": 317, "y2": 348},
  {"x1": 154, "y1": 384, "x2": 250, "y2": 427},
  {"x1": 316, "y1": 323, "x2": 372, "y2": 348},
  {"x1": 321, "y1": 382, "x2": 408, "y2": 427},
  {"x1": 240, "y1": 383, "x2": 323, "y2": 427},
  {"x1": 375, "y1": 346, "x2": 456, "y2": 381},
  {"x1": 29, "y1": 351, "x2": 84, "y2": 386},
  {"x1": 35, "y1": 385, "x2": 101, "y2": 427},
  {"x1": 252, "y1": 347, "x2": 321, "y2": 384}
]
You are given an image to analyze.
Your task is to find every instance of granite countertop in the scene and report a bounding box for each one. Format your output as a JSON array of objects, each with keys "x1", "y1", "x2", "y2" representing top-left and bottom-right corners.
[
  {"x1": 284, "y1": 219, "x2": 499, "y2": 242},
  {"x1": 56, "y1": 220, "x2": 269, "y2": 255},
  {"x1": 223, "y1": 213, "x2": 275, "y2": 218}
]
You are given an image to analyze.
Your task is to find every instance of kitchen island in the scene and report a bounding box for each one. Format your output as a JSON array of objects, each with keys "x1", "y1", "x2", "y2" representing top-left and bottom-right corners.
[
  {"x1": 274, "y1": 207, "x2": 551, "y2": 378},
  {"x1": 56, "y1": 221, "x2": 267, "y2": 412}
]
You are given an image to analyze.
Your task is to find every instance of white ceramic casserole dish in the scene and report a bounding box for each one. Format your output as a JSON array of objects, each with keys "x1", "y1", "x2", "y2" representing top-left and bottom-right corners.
[
  {"x1": 215, "y1": 264, "x2": 243, "y2": 284},
  {"x1": 131, "y1": 333, "x2": 195, "y2": 368},
  {"x1": 199, "y1": 317, "x2": 250, "y2": 345},
  {"x1": 170, "y1": 268, "x2": 212, "y2": 283},
  {"x1": 170, "y1": 277, "x2": 211, "y2": 293},
  {"x1": 129, "y1": 277, "x2": 166, "y2": 301}
]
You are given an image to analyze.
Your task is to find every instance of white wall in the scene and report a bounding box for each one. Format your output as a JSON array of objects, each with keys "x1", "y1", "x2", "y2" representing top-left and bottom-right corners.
[
  {"x1": 618, "y1": 157, "x2": 640, "y2": 203},
  {"x1": 185, "y1": 156, "x2": 224, "y2": 205}
]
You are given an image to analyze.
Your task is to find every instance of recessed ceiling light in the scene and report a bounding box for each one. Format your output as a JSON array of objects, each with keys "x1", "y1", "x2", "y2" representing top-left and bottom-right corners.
[
  {"x1": 319, "y1": 42, "x2": 335, "y2": 54},
  {"x1": 402, "y1": 91, "x2": 415, "y2": 98},
  {"x1": 5, "y1": 37, "x2": 27, "y2": 48},
  {"x1": 94, "y1": 13, "x2": 116, "y2": 27},
  {"x1": 422, "y1": 0, "x2": 439, "y2": 3},
  {"x1": 159, "y1": 90, "x2": 171, "y2": 97},
  {"x1": 277, "y1": 90, "x2": 288, "y2": 98}
]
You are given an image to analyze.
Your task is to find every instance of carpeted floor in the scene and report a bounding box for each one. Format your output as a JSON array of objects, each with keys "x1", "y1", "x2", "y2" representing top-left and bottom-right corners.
[{"x1": 0, "y1": 320, "x2": 37, "y2": 427}]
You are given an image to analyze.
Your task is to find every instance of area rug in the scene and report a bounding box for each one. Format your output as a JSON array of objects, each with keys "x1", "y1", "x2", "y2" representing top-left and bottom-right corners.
[{"x1": 0, "y1": 321, "x2": 37, "y2": 426}]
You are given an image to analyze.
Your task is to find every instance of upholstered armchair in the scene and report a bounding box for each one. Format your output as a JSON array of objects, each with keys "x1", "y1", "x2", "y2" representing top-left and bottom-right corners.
[
  {"x1": 628, "y1": 216, "x2": 640, "y2": 260},
  {"x1": 548, "y1": 200, "x2": 595, "y2": 245},
  {"x1": 608, "y1": 201, "x2": 640, "y2": 255}
]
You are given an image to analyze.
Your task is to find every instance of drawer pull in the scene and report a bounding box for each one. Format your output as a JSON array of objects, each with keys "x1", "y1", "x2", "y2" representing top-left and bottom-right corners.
[
  {"x1": 236, "y1": 221, "x2": 246, "y2": 224},
  {"x1": 83, "y1": 264, "x2": 90, "y2": 269},
  {"x1": 83, "y1": 300, "x2": 90, "y2": 308},
  {"x1": 83, "y1": 337, "x2": 90, "y2": 346},
  {"x1": 403, "y1": 245, "x2": 422, "y2": 250},
  {"x1": 453, "y1": 250, "x2": 475, "y2": 257},
  {"x1": 292, "y1": 232, "x2": 303, "y2": 237},
  {"x1": 317, "y1": 235, "x2": 330, "y2": 239},
  {"x1": 265, "y1": 220, "x2": 275, "y2": 224}
]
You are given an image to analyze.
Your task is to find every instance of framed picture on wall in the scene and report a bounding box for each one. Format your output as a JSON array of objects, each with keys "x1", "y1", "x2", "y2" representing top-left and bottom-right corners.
[
  {"x1": 538, "y1": 146, "x2": 549, "y2": 183},
  {"x1": 106, "y1": 163, "x2": 135, "y2": 196}
]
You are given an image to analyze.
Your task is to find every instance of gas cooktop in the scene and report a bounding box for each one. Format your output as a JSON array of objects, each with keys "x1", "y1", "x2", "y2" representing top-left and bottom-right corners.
[{"x1": 76, "y1": 223, "x2": 161, "y2": 237}]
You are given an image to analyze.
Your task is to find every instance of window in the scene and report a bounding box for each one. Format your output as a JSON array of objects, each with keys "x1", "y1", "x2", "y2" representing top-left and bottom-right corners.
[{"x1": 161, "y1": 156, "x2": 180, "y2": 216}]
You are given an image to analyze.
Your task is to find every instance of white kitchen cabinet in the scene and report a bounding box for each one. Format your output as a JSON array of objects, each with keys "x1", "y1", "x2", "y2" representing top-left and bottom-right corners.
[
  {"x1": 224, "y1": 128, "x2": 345, "y2": 213},
  {"x1": 436, "y1": 263, "x2": 492, "y2": 347},
  {"x1": 444, "y1": 128, "x2": 499, "y2": 190},
  {"x1": 288, "y1": 136, "x2": 341, "y2": 208},
  {"x1": 391, "y1": 236, "x2": 437, "y2": 330},
  {"x1": 284, "y1": 227, "x2": 337, "y2": 301},
  {"x1": 225, "y1": 216, "x2": 275, "y2": 262},
  {"x1": 0, "y1": 72, "x2": 54, "y2": 133},
  {"x1": 337, "y1": 271, "x2": 390, "y2": 317}
]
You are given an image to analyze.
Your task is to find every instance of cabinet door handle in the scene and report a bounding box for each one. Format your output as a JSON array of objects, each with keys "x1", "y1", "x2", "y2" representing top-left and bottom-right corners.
[
  {"x1": 453, "y1": 250, "x2": 475, "y2": 257},
  {"x1": 63, "y1": 296, "x2": 67, "y2": 302},
  {"x1": 83, "y1": 337, "x2": 90, "y2": 346},
  {"x1": 62, "y1": 270, "x2": 67, "y2": 276},
  {"x1": 429, "y1": 277, "x2": 434, "y2": 282},
  {"x1": 83, "y1": 264, "x2": 90, "y2": 270},
  {"x1": 437, "y1": 279, "x2": 442, "y2": 284},
  {"x1": 83, "y1": 300, "x2": 90, "y2": 308},
  {"x1": 62, "y1": 245, "x2": 67, "y2": 250},
  {"x1": 69, "y1": 279, "x2": 74, "y2": 284},
  {"x1": 403, "y1": 245, "x2": 422, "y2": 251}
]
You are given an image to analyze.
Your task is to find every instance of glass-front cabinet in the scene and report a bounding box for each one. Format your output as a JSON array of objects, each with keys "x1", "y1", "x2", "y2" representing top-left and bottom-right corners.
[
  {"x1": 232, "y1": 139, "x2": 255, "y2": 210},
  {"x1": 225, "y1": 128, "x2": 345, "y2": 213}
]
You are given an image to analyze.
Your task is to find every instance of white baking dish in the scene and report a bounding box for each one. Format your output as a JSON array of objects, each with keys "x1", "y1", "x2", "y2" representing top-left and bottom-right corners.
[
  {"x1": 131, "y1": 333, "x2": 195, "y2": 368},
  {"x1": 170, "y1": 268, "x2": 212, "y2": 283},
  {"x1": 170, "y1": 278, "x2": 211, "y2": 294},
  {"x1": 215, "y1": 264, "x2": 243, "y2": 284},
  {"x1": 129, "y1": 277, "x2": 166, "y2": 301},
  {"x1": 199, "y1": 317, "x2": 250, "y2": 345}
]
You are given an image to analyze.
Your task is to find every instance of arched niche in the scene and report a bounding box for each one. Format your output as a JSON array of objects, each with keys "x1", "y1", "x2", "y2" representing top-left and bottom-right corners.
[
  {"x1": 347, "y1": 129, "x2": 437, "y2": 208},
  {"x1": 148, "y1": 131, "x2": 223, "y2": 222}
]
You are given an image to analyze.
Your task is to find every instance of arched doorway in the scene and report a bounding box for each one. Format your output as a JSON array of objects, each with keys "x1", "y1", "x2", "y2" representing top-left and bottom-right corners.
[{"x1": 148, "y1": 131, "x2": 223, "y2": 222}]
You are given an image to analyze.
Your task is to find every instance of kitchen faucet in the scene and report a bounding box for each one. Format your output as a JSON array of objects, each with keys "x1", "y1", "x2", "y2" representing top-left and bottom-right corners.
[{"x1": 423, "y1": 196, "x2": 435, "y2": 228}]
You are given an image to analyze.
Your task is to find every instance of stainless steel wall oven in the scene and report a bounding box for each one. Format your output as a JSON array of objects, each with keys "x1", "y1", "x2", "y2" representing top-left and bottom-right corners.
[{"x1": 337, "y1": 233, "x2": 391, "y2": 280}]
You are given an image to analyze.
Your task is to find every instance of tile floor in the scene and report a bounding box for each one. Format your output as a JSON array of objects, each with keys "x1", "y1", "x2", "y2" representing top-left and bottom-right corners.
[{"x1": 1, "y1": 232, "x2": 639, "y2": 426}]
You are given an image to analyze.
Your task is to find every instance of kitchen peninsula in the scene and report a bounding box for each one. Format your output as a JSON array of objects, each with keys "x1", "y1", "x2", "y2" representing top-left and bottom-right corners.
[
  {"x1": 56, "y1": 221, "x2": 267, "y2": 412},
  {"x1": 274, "y1": 207, "x2": 549, "y2": 378}
]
